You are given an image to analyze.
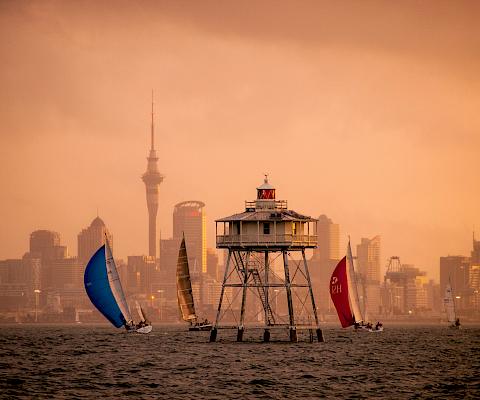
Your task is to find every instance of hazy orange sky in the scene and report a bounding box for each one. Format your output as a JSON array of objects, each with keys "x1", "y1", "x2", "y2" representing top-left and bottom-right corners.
[{"x1": 1, "y1": 1, "x2": 479, "y2": 281}]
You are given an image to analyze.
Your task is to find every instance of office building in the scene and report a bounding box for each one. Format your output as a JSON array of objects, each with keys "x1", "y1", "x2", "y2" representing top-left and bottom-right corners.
[
  {"x1": 173, "y1": 201, "x2": 207, "y2": 274},
  {"x1": 78, "y1": 216, "x2": 113, "y2": 263}
]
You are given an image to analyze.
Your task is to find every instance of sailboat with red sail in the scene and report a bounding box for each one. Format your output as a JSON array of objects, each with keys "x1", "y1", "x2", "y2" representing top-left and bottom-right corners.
[{"x1": 330, "y1": 240, "x2": 383, "y2": 332}]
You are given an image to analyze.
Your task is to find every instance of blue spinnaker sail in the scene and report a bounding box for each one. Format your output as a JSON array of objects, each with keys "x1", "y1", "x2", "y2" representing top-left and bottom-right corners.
[{"x1": 84, "y1": 245, "x2": 125, "y2": 328}]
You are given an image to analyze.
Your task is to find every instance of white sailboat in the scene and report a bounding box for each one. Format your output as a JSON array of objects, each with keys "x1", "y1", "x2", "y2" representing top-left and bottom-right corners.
[
  {"x1": 443, "y1": 281, "x2": 461, "y2": 329},
  {"x1": 134, "y1": 300, "x2": 152, "y2": 334}
]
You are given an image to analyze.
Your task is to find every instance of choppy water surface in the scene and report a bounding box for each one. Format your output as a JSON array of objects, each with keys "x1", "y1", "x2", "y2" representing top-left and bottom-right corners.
[{"x1": 0, "y1": 325, "x2": 478, "y2": 399}]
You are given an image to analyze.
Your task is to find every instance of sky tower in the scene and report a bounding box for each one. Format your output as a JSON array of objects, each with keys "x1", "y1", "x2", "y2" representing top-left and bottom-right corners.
[{"x1": 142, "y1": 92, "x2": 164, "y2": 258}]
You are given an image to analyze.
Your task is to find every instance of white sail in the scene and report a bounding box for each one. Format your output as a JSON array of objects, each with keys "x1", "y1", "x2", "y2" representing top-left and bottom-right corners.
[
  {"x1": 360, "y1": 277, "x2": 369, "y2": 323},
  {"x1": 135, "y1": 300, "x2": 146, "y2": 322},
  {"x1": 105, "y1": 237, "x2": 133, "y2": 324},
  {"x1": 443, "y1": 283, "x2": 456, "y2": 323},
  {"x1": 346, "y1": 241, "x2": 364, "y2": 323}
]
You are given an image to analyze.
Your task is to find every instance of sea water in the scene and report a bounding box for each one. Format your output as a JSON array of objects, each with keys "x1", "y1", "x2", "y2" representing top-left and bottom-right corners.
[{"x1": 0, "y1": 325, "x2": 478, "y2": 399}]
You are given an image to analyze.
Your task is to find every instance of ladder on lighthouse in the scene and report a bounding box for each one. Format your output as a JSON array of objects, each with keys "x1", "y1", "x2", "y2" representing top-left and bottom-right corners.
[{"x1": 249, "y1": 267, "x2": 275, "y2": 325}]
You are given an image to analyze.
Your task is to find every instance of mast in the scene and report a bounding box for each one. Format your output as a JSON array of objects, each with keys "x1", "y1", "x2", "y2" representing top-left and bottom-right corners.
[
  {"x1": 450, "y1": 276, "x2": 457, "y2": 320},
  {"x1": 346, "y1": 239, "x2": 364, "y2": 323},
  {"x1": 176, "y1": 235, "x2": 197, "y2": 323},
  {"x1": 105, "y1": 234, "x2": 133, "y2": 324}
]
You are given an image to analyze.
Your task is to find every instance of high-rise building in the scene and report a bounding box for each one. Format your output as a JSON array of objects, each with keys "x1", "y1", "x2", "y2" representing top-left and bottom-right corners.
[
  {"x1": 30, "y1": 230, "x2": 67, "y2": 262},
  {"x1": 29, "y1": 230, "x2": 68, "y2": 290},
  {"x1": 439, "y1": 255, "x2": 470, "y2": 311},
  {"x1": 127, "y1": 255, "x2": 156, "y2": 296},
  {"x1": 0, "y1": 259, "x2": 27, "y2": 311},
  {"x1": 472, "y1": 233, "x2": 480, "y2": 264},
  {"x1": 77, "y1": 216, "x2": 113, "y2": 263},
  {"x1": 356, "y1": 236, "x2": 381, "y2": 317},
  {"x1": 157, "y1": 238, "x2": 180, "y2": 304},
  {"x1": 173, "y1": 201, "x2": 207, "y2": 274},
  {"x1": 206, "y1": 248, "x2": 219, "y2": 281},
  {"x1": 310, "y1": 215, "x2": 340, "y2": 315},
  {"x1": 357, "y1": 236, "x2": 381, "y2": 283},
  {"x1": 142, "y1": 94, "x2": 164, "y2": 258},
  {"x1": 314, "y1": 215, "x2": 340, "y2": 261}
]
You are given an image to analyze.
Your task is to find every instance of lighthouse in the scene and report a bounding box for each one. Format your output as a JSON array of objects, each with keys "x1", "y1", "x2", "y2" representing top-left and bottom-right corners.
[{"x1": 210, "y1": 176, "x2": 324, "y2": 342}]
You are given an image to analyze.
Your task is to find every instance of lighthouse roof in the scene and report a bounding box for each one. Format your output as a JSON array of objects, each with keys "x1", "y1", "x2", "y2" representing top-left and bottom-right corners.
[
  {"x1": 216, "y1": 209, "x2": 315, "y2": 222},
  {"x1": 257, "y1": 175, "x2": 274, "y2": 190}
]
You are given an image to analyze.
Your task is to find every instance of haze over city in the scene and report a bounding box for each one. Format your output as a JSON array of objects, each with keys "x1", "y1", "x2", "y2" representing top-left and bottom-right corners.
[{"x1": 1, "y1": 1, "x2": 479, "y2": 281}]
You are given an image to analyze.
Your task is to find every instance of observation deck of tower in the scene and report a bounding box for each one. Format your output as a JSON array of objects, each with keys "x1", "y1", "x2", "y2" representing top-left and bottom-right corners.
[{"x1": 142, "y1": 93, "x2": 164, "y2": 258}]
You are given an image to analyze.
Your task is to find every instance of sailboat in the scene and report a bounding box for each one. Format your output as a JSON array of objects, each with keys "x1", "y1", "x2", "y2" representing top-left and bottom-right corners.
[
  {"x1": 443, "y1": 281, "x2": 461, "y2": 329},
  {"x1": 329, "y1": 240, "x2": 383, "y2": 332},
  {"x1": 84, "y1": 235, "x2": 152, "y2": 334},
  {"x1": 176, "y1": 235, "x2": 212, "y2": 331},
  {"x1": 134, "y1": 300, "x2": 152, "y2": 333}
]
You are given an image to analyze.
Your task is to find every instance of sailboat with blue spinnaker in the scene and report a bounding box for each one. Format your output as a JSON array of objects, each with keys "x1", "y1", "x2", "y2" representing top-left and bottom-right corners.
[{"x1": 84, "y1": 235, "x2": 152, "y2": 334}]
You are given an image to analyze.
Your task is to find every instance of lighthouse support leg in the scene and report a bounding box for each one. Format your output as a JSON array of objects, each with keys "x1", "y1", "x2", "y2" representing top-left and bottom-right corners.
[
  {"x1": 210, "y1": 249, "x2": 232, "y2": 342},
  {"x1": 263, "y1": 251, "x2": 270, "y2": 342},
  {"x1": 283, "y1": 251, "x2": 297, "y2": 342},
  {"x1": 237, "y1": 251, "x2": 250, "y2": 342},
  {"x1": 302, "y1": 249, "x2": 325, "y2": 343}
]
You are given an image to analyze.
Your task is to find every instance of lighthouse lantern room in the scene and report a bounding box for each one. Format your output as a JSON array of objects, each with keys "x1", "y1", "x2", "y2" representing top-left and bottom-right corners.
[{"x1": 211, "y1": 176, "x2": 324, "y2": 343}]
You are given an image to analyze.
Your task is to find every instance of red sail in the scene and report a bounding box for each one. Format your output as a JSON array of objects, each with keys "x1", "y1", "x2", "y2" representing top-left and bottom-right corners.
[{"x1": 330, "y1": 256, "x2": 355, "y2": 328}]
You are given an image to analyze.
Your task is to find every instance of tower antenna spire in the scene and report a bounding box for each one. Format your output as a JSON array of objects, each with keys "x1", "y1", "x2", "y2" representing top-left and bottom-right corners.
[
  {"x1": 151, "y1": 89, "x2": 155, "y2": 150},
  {"x1": 142, "y1": 89, "x2": 164, "y2": 258}
]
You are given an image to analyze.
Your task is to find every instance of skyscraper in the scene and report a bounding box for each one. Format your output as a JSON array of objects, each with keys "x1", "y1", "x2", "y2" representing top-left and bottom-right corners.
[
  {"x1": 142, "y1": 94, "x2": 164, "y2": 258},
  {"x1": 29, "y1": 230, "x2": 67, "y2": 290},
  {"x1": 357, "y1": 236, "x2": 381, "y2": 282},
  {"x1": 356, "y1": 236, "x2": 381, "y2": 318},
  {"x1": 77, "y1": 216, "x2": 113, "y2": 263},
  {"x1": 440, "y1": 255, "x2": 470, "y2": 311},
  {"x1": 173, "y1": 201, "x2": 207, "y2": 274},
  {"x1": 30, "y1": 230, "x2": 67, "y2": 262},
  {"x1": 310, "y1": 215, "x2": 340, "y2": 314},
  {"x1": 314, "y1": 215, "x2": 340, "y2": 261}
]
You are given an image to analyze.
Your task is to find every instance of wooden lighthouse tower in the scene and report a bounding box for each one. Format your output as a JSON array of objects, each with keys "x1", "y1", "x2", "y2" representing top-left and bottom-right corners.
[{"x1": 210, "y1": 176, "x2": 324, "y2": 342}]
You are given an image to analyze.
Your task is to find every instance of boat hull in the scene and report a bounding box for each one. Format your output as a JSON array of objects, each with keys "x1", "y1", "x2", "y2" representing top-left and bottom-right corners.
[
  {"x1": 189, "y1": 324, "x2": 212, "y2": 331},
  {"x1": 135, "y1": 325, "x2": 153, "y2": 334},
  {"x1": 449, "y1": 325, "x2": 461, "y2": 330}
]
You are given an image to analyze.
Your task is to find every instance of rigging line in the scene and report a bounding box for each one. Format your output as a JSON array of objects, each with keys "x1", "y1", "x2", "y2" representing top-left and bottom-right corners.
[
  {"x1": 293, "y1": 289, "x2": 311, "y2": 318},
  {"x1": 291, "y1": 258, "x2": 302, "y2": 283},
  {"x1": 219, "y1": 292, "x2": 238, "y2": 325}
]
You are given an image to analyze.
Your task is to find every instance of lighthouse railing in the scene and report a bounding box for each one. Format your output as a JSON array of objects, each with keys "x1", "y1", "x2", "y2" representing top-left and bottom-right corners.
[{"x1": 216, "y1": 233, "x2": 317, "y2": 247}]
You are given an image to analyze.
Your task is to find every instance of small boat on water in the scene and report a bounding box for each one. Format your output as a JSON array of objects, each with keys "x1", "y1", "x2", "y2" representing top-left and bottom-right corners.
[
  {"x1": 330, "y1": 240, "x2": 383, "y2": 333},
  {"x1": 84, "y1": 235, "x2": 152, "y2": 334},
  {"x1": 176, "y1": 235, "x2": 212, "y2": 331},
  {"x1": 443, "y1": 280, "x2": 461, "y2": 329}
]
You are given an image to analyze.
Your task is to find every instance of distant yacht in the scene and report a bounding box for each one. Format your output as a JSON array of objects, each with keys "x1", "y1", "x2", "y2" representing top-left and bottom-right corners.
[
  {"x1": 176, "y1": 235, "x2": 212, "y2": 331},
  {"x1": 84, "y1": 234, "x2": 152, "y2": 334},
  {"x1": 443, "y1": 280, "x2": 461, "y2": 329},
  {"x1": 330, "y1": 240, "x2": 383, "y2": 332}
]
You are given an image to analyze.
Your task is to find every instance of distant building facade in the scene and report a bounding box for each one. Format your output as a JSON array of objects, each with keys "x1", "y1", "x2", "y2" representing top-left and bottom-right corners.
[
  {"x1": 310, "y1": 215, "x2": 340, "y2": 315},
  {"x1": 439, "y1": 255, "x2": 471, "y2": 312},
  {"x1": 77, "y1": 216, "x2": 112, "y2": 264},
  {"x1": 356, "y1": 236, "x2": 381, "y2": 317},
  {"x1": 173, "y1": 201, "x2": 207, "y2": 274}
]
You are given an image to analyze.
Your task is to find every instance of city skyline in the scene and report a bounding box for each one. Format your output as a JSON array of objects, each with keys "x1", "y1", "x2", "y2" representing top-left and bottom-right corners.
[{"x1": 1, "y1": 2, "x2": 479, "y2": 282}]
